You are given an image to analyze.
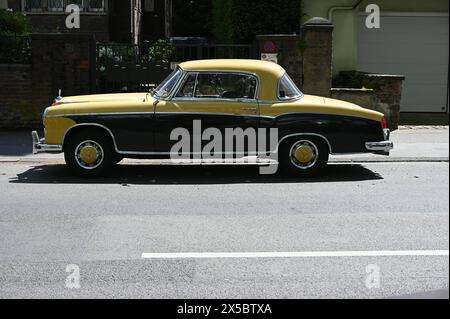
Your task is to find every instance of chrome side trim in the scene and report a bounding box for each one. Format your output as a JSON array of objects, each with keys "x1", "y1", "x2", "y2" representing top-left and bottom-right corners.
[
  {"x1": 61, "y1": 125, "x2": 334, "y2": 156},
  {"x1": 46, "y1": 112, "x2": 154, "y2": 119},
  {"x1": 275, "y1": 133, "x2": 333, "y2": 154},
  {"x1": 31, "y1": 131, "x2": 63, "y2": 154},
  {"x1": 156, "y1": 111, "x2": 261, "y2": 118}
]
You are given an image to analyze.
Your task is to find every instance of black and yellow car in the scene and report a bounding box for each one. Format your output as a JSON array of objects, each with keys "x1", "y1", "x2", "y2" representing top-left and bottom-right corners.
[{"x1": 32, "y1": 59, "x2": 393, "y2": 176}]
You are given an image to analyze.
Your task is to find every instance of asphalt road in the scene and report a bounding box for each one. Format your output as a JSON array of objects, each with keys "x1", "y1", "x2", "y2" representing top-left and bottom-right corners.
[{"x1": 0, "y1": 159, "x2": 448, "y2": 299}]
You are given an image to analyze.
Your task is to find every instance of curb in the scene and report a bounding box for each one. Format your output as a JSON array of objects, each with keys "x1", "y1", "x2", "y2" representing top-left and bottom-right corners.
[{"x1": 1, "y1": 157, "x2": 448, "y2": 164}]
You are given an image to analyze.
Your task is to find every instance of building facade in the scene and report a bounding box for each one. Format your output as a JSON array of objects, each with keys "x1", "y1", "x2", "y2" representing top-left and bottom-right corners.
[{"x1": 301, "y1": 0, "x2": 449, "y2": 113}]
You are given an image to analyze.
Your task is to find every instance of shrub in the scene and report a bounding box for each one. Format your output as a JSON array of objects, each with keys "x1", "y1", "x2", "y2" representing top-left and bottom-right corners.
[
  {"x1": 212, "y1": 0, "x2": 302, "y2": 43},
  {"x1": 0, "y1": 9, "x2": 32, "y2": 35},
  {"x1": 332, "y1": 71, "x2": 368, "y2": 89}
]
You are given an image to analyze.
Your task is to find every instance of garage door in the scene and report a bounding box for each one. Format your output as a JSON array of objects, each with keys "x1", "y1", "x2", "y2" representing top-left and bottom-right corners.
[{"x1": 358, "y1": 13, "x2": 449, "y2": 113}]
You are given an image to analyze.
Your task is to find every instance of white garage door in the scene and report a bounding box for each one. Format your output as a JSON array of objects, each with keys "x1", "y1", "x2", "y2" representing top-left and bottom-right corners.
[{"x1": 358, "y1": 13, "x2": 449, "y2": 113}]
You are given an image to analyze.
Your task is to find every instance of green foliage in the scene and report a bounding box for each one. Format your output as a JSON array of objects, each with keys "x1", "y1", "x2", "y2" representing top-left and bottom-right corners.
[
  {"x1": 145, "y1": 39, "x2": 175, "y2": 63},
  {"x1": 212, "y1": 0, "x2": 233, "y2": 44},
  {"x1": 0, "y1": 35, "x2": 31, "y2": 64},
  {"x1": 173, "y1": 0, "x2": 213, "y2": 38},
  {"x1": 0, "y1": 9, "x2": 32, "y2": 35},
  {"x1": 211, "y1": 0, "x2": 302, "y2": 43},
  {"x1": 0, "y1": 9, "x2": 31, "y2": 63}
]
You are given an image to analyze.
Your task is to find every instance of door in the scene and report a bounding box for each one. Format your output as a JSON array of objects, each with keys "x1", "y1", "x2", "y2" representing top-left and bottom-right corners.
[
  {"x1": 153, "y1": 71, "x2": 260, "y2": 157},
  {"x1": 358, "y1": 13, "x2": 449, "y2": 113}
]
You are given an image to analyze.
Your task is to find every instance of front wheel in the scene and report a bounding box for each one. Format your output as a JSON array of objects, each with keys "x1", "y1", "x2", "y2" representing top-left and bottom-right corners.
[
  {"x1": 64, "y1": 130, "x2": 115, "y2": 177},
  {"x1": 279, "y1": 136, "x2": 329, "y2": 176}
]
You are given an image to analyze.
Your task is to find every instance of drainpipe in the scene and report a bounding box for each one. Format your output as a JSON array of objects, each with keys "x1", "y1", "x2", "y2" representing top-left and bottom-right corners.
[{"x1": 327, "y1": 0, "x2": 363, "y2": 22}]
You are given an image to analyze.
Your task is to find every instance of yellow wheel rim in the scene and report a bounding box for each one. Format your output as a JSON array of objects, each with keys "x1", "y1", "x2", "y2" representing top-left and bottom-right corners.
[
  {"x1": 79, "y1": 146, "x2": 99, "y2": 164},
  {"x1": 294, "y1": 145, "x2": 314, "y2": 164}
]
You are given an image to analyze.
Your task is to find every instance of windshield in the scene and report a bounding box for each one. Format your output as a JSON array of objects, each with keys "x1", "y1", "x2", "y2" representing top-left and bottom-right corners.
[
  {"x1": 278, "y1": 73, "x2": 303, "y2": 100},
  {"x1": 153, "y1": 67, "x2": 183, "y2": 99}
]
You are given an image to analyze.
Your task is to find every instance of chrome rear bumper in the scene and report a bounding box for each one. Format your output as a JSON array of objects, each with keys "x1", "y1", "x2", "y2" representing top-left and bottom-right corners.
[
  {"x1": 365, "y1": 140, "x2": 394, "y2": 153},
  {"x1": 32, "y1": 131, "x2": 63, "y2": 154},
  {"x1": 365, "y1": 129, "x2": 394, "y2": 154}
]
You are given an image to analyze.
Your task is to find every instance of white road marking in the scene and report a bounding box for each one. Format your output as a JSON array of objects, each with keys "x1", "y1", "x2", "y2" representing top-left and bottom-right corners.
[{"x1": 142, "y1": 250, "x2": 449, "y2": 259}]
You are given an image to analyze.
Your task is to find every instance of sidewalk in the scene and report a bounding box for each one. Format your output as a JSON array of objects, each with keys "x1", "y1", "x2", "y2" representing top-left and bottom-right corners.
[{"x1": 0, "y1": 126, "x2": 448, "y2": 163}]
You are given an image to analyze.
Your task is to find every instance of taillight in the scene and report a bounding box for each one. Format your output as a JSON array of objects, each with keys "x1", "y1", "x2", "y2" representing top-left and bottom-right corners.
[
  {"x1": 52, "y1": 102, "x2": 63, "y2": 106},
  {"x1": 381, "y1": 117, "x2": 388, "y2": 129}
]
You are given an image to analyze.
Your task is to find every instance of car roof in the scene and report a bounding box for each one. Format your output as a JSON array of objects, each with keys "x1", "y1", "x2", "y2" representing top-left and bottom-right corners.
[{"x1": 178, "y1": 59, "x2": 286, "y2": 78}]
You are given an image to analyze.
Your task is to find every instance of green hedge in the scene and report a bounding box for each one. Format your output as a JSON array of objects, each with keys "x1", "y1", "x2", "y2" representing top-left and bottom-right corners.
[
  {"x1": 212, "y1": 0, "x2": 302, "y2": 43},
  {"x1": 0, "y1": 9, "x2": 31, "y2": 35}
]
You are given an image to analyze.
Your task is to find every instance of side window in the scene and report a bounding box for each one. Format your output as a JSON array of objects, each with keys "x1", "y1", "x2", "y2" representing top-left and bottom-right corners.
[
  {"x1": 176, "y1": 73, "x2": 198, "y2": 98},
  {"x1": 194, "y1": 73, "x2": 257, "y2": 100},
  {"x1": 278, "y1": 73, "x2": 302, "y2": 100}
]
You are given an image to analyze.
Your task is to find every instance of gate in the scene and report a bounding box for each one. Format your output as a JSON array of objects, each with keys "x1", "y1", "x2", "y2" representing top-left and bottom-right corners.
[{"x1": 95, "y1": 42, "x2": 257, "y2": 93}]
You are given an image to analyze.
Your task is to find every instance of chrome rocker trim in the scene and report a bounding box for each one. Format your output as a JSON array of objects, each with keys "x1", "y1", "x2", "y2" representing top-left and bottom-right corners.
[{"x1": 32, "y1": 131, "x2": 63, "y2": 154}]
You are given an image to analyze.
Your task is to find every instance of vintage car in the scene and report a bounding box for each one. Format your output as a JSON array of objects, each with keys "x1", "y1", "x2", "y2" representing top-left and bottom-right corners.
[{"x1": 32, "y1": 59, "x2": 393, "y2": 176}]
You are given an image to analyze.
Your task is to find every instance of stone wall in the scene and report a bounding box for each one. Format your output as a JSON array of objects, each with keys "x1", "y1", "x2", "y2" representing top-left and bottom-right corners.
[
  {"x1": 256, "y1": 35, "x2": 303, "y2": 89},
  {"x1": 301, "y1": 17, "x2": 333, "y2": 97},
  {"x1": 362, "y1": 74, "x2": 405, "y2": 131},
  {"x1": 331, "y1": 88, "x2": 376, "y2": 110},
  {"x1": 256, "y1": 17, "x2": 334, "y2": 97},
  {"x1": 331, "y1": 74, "x2": 405, "y2": 131}
]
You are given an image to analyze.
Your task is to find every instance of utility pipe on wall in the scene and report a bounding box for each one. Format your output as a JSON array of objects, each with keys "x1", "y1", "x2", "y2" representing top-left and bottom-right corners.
[{"x1": 327, "y1": 0, "x2": 364, "y2": 21}]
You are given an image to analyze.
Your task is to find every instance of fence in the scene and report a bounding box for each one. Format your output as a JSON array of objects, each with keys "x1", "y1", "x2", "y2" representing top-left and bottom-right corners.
[{"x1": 95, "y1": 42, "x2": 257, "y2": 93}]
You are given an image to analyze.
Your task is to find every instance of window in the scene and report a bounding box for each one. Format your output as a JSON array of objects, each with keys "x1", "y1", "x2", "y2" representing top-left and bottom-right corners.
[
  {"x1": 24, "y1": 0, "x2": 106, "y2": 12},
  {"x1": 48, "y1": 0, "x2": 64, "y2": 12},
  {"x1": 182, "y1": 73, "x2": 257, "y2": 100},
  {"x1": 144, "y1": 0, "x2": 155, "y2": 12},
  {"x1": 278, "y1": 73, "x2": 302, "y2": 100},
  {"x1": 176, "y1": 73, "x2": 197, "y2": 98},
  {"x1": 153, "y1": 68, "x2": 183, "y2": 99}
]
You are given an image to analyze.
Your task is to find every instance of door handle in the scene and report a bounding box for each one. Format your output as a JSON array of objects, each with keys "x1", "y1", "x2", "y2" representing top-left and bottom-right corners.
[{"x1": 241, "y1": 107, "x2": 258, "y2": 111}]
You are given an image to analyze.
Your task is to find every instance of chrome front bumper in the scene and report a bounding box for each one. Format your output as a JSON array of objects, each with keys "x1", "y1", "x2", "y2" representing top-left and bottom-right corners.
[
  {"x1": 365, "y1": 130, "x2": 394, "y2": 154},
  {"x1": 32, "y1": 131, "x2": 63, "y2": 154}
]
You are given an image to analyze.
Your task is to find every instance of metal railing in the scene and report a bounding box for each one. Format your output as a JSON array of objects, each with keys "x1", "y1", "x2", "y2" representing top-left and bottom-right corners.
[
  {"x1": 0, "y1": 35, "x2": 31, "y2": 64},
  {"x1": 96, "y1": 42, "x2": 256, "y2": 65},
  {"x1": 95, "y1": 41, "x2": 256, "y2": 93},
  {"x1": 24, "y1": 0, "x2": 105, "y2": 12}
]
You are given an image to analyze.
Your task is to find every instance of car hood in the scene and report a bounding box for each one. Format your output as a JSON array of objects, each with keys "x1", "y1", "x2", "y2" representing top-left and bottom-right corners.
[
  {"x1": 45, "y1": 93, "x2": 156, "y2": 118},
  {"x1": 55, "y1": 93, "x2": 149, "y2": 104}
]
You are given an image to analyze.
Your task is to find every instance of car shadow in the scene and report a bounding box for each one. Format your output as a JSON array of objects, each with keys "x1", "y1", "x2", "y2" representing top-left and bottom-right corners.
[{"x1": 9, "y1": 163, "x2": 383, "y2": 185}]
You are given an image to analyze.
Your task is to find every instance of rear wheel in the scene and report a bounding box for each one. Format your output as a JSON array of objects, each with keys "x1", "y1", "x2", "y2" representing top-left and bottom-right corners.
[
  {"x1": 279, "y1": 136, "x2": 329, "y2": 176},
  {"x1": 64, "y1": 130, "x2": 115, "y2": 177}
]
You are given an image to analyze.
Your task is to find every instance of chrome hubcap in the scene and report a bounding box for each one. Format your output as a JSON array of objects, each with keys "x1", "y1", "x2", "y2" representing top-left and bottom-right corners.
[
  {"x1": 289, "y1": 140, "x2": 319, "y2": 169},
  {"x1": 75, "y1": 140, "x2": 104, "y2": 170}
]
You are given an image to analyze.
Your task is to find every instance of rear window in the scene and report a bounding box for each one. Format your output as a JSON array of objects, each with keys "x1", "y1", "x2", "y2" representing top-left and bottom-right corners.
[{"x1": 278, "y1": 74, "x2": 302, "y2": 100}]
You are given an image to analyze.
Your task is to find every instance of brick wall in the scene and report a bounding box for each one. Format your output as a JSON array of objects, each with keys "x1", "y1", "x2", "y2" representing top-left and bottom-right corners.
[
  {"x1": 0, "y1": 64, "x2": 37, "y2": 129},
  {"x1": 256, "y1": 17, "x2": 334, "y2": 97},
  {"x1": 256, "y1": 35, "x2": 304, "y2": 89},
  {"x1": 0, "y1": 34, "x2": 95, "y2": 129},
  {"x1": 331, "y1": 73, "x2": 406, "y2": 131}
]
